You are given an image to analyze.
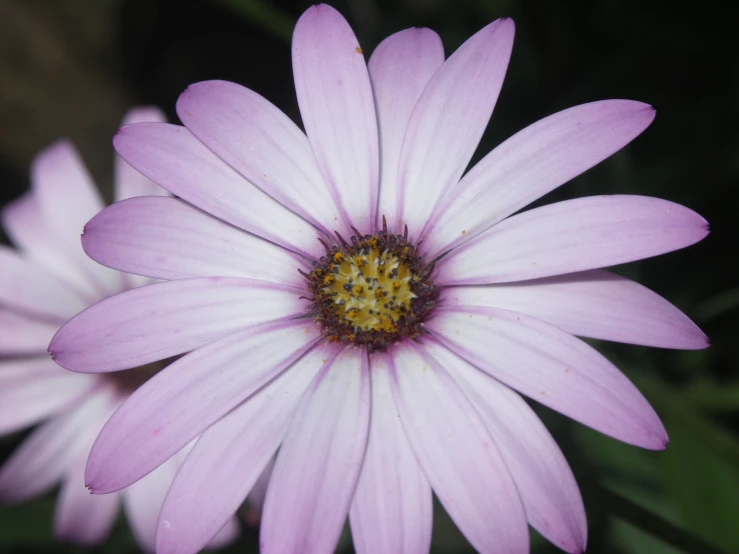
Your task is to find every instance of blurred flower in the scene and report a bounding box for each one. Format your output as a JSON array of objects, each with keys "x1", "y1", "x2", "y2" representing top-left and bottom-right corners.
[
  {"x1": 0, "y1": 108, "x2": 238, "y2": 552},
  {"x1": 50, "y1": 4, "x2": 708, "y2": 554}
]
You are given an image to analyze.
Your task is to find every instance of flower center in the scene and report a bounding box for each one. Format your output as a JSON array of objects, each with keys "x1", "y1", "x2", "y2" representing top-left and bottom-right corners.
[{"x1": 305, "y1": 218, "x2": 437, "y2": 351}]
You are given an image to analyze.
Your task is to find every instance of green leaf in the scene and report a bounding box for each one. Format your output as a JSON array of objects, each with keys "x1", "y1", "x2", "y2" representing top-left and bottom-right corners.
[{"x1": 660, "y1": 427, "x2": 739, "y2": 552}]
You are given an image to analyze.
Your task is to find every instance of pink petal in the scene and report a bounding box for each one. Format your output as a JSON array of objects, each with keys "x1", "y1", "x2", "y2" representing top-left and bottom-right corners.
[
  {"x1": 0, "y1": 245, "x2": 87, "y2": 322},
  {"x1": 349, "y1": 352, "x2": 432, "y2": 554},
  {"x1": 426, "y1": 306, "x2": 668, "y2": 449},
  {"x1": 114, "y1": 106, "x2": 169, "y2": 202},
  {"x1": 388, "y1": 342, "x2": 529, "y2": 554},
  {"x1": 0, "y1": 388, "x2": 117, "y2": 501},
  {"x1": 157, "y1": 344, "x2": 332, "y2": 554},
  {"x1": 123, "y1": 456, "x2": 180, "y2": 553},
  {"x1": 0, "y1": 358, "x2": 96, "y2": 435},
  {"x1": 177, "y1": 80, "x2": 344, "y2": 236},
  {"x1": 1, "y1": 192, "x2": 91, "y2": 292},
  {"x1": 85, "y1": 320, "x2": 321, "y2": 494},
  {"x1": 292, "y1": 4, "x2": 379, "y2": 231},
  {"x1": 50, "y1": 277, "x2": 307, "y2": 372},
  {"x1": 443, "y1": 270, "x2": 708, "y2": 349},
  {"x1": 427, "y1": 342, "x2": 587, "y2": 553},
  {"x1": 113, "y1": 122, "x2": 322, "y2": 258},
  {"x1": 206, "y1": 517, "x2": 240, "y2": 549},
  {"x1": 398, "y1": 19, "x2": 514, "y2": 236},
  {"x1": 83, "y1": 196, "x2": 306, "y2": 286},
  {"x1": 54, "y1": 456, "x2": 120, "y2": 546},
  {"x1": 244, "y1": 457, "x2": 275, "y2": 526},
  {"x1": 424, "y1": 101, "x2": 656, "y2": 257},
  {"x1": 368, "y1": 28, "x2": 445, "y2": 225},
  {"x1": 260, "y1": 348, "x2": 370, "y2": 554},
  {"x1": 0, "y1": 309, "x2": 59, "y2": 355},
  {"x1": 31, "y1": 140, "x2": 125, "y2": 296},
  {"x1": 437, "y1": 195, "x2": 709, "y2": 285}
]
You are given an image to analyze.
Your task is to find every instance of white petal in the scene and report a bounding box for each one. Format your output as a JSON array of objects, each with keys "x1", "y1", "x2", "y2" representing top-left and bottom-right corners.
[
  {"x1": 261, "y1": 347, "x2": 370, "y2": 554},
  {"x1": 350, "y1": 352, "x2": 432, "y2": 554},
  {"x1": 389, "y1": 342, "x2": 529, "y2": 554}
]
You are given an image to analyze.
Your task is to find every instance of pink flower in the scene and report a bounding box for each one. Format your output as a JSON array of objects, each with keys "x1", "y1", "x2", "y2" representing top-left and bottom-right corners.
[
  {"x1": 50, "y1": 5, "x2": 708, "y2": 554},
  {"x1": 0, "y1": 108, "x2": 237, "y2": 552}
]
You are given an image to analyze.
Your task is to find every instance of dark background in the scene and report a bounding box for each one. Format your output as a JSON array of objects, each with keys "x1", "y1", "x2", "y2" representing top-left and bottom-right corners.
[{"x1": 0, "y1": 0, "x2": 737, "y2": 552}]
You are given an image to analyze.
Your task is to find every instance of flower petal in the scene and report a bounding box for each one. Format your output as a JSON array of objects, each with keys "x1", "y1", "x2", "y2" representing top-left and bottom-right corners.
[
  {"x1": 85, "y1": 320, "x2": 321, "y2": 494},
  {"x1": 292, "y1": 4, "x2": 379, "y2": 231},
  {"x1": 157, "y1": 344, "x2": 332, "y2": 554},
  {"x1": 427, "y1": 342, "x2": 587, "y2": 553},
  {"x1": 113, "y1": 123, "x2": 322, "y2": 258},
  {"x1": 426, "y1": 306, "x2": 668, "y2": 449},
  {"x1": 424, "y1": 101, "x2": 656, "y2": 257},
  {"x1": 123, "y1": 455, "x2": 180, "y2": 553},
  {"x1": 177, "y1": 80, "x2": 343, "y2": 236},
  {"x1": 31, "y1": 140, "x2": 125, "y2": 296},
  {"x1": 443, "y1": 270, "x2": 708, "y2": 349},
  {"x1": 0, "y1": 309, "x2": 59, "y2": 355},
  {"x1": 50, "y1": 277, "x2": 307, "y2": 372},
  {"x1": 1, "y1": 192, "x2": 90, "y2": 292},
  {"x1": 206, "y1": 517, "x2": 240, "y2": 549},
  {"x1": 0, "y1": 388, "x2": 116, "y2": 501},
  {"x1": 261, "y1": 347, "x2": 370, "y2": 554},
  {"x1": 350, "y1": 352, "x2": 432, "y2": 554},
  {"x1": 388, "y1": 342, "x2": 529, "y2": 554},
  {"x1": 114, "y1": 107, "x2": 169, "y2": 202},
  {"x1": 0, "y1": 358, "x2": 96, "y2": 435},
  {"x1": 368, "y1": 28, "x2": 445, "y2": 224},
  {"x1": 0, "y1": 246, "x2": 88, "y2": 322},
  {"x1": 54, "y1": 457, "x2": 120, "y2": 546},
  {"x1": 83, "y1": 196, "x2": 306, "y2": 286},
  {"x1": 437, "y1": 195, "x2": 709, "y2": 285},
  {"x1": 398, "y1": 18, "x2": 514, "y2": 236}
]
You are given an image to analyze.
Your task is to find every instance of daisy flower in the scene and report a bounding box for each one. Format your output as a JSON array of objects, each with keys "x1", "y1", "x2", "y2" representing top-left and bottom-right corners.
[
  {"x1": 0, "y1": 108, "x2": 237, "y2": 551},
  {"x1": 50, "y1": 5, "x2": 708, "y2": 554}
]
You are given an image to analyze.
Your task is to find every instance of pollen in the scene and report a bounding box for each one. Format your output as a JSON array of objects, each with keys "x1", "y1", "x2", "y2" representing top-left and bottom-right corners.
[{"x1": 304, "y1": 217, "x2": 437, "y2": 352}]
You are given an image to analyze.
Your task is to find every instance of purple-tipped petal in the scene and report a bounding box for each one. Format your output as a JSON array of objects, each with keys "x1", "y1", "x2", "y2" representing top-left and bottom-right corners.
[
  {"x1": 1, "y1": 193, "x2": 90, "y2": 292},
  {"x1": 115, "y1": 107, "x2": 169, "y2": 202},
  {"x1": 85, "y1": 320, "x2": 320, "y2": 494},
  {"x1": 0, "y1": 310, "x2": 59, "y2": 355},
  {"x1": 157, "y1": 344, "x2": 332, "y2": 554},
  {"x1": 261, "y1": 347, "x2": 370, "y2": 554},
  {"x1": 350, "y1": 353, "x2": 432, "y2": 554},
  {"x1": 292, "y1": 4, "x2": 379, "y2": 231},
  {"x1": 123, "y1": 456, "x2": 180, "y2": 553},
  {"x1": 50, "y1": 277, "x2": 307, "y2": 373},
  {"x1": 0, "y1": 246, "x2": 87, "y2": 322},
  {"x1": 54, "y1": 457, "x2": 120, "y2": 546},
  {"x1": 437, "y1": 195, "x2": 709, "y2": 285},
  {"x1": 31, "y1": 140, "x2": 125, "y2": 296},
  {"x1": 427, "y1": 342, "x2": 587, "y2": 553},
  {"x1": 426, "y1": 306, "x2": 668, "y2": 449},
  {"x1": 177, "y1": 80, "x2": 343, "y2": 236},
  {"x1": 83, "y1": 196, "x2": 306, "y2": 286},
  {"x1": 113, "y1": 123, "x2": 321, "y2": 259},
  {"x1": 424, "y1": 101, "x2": 656, "y2": 257},
  {"x1": 398, "y1": 18, "x2": 514, "y2": 236},
  {"x1": 0, "y1": 388, "x2": 116, "y2": 501},
  {"x1": 0, "y1": 358, "x2": 96, "y2": 435},
  {"x1": 368, "y1": 28, "x2": 445, "y2": 225},
  {"x1": 389, "y1": 343, "x2": 529, "y2": 554},
  {"x1": 444, "y1": 270, "x2": 708, "y2": 349}
]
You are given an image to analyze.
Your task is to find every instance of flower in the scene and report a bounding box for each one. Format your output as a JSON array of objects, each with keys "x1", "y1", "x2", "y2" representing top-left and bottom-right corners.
[
  {"x1": 50, "y1": 5, "x2": 708, "y2": 554},
  {"x1": 0, "y1": 108, "x2": 238, "y2": 552}
]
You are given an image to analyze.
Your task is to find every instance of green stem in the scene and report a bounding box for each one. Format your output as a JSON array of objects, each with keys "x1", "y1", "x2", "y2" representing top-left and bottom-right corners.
[{"x1": 593, "y1": 484, "x2": 725, "y2": 554}]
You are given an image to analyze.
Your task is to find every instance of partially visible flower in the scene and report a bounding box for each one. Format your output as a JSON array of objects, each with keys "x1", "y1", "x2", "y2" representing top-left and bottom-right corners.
[
  {"x1": 0, "y1": 108, "x2": 238, "y2": 551},
  {"x1": 51, "y1": 6, "x2": 708, "y2": 554}
]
